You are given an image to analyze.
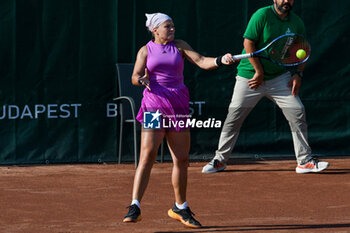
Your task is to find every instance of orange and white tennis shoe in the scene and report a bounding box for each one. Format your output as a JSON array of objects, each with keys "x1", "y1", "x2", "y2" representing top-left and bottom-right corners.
[
  {"x1": 168, "y1": 205, "x2": 201, "y2": 228},
  {"x1": 202, "y1": 159, "x2": 227, "y2": 173},
  {"x1": 295, "y1": 158, "x2": 329, "y2": 174}
]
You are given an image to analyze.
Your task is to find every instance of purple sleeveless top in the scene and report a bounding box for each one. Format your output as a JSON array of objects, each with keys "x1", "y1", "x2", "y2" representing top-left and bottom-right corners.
[
  {"x1": 136, "y1": 40, "x2": 190, "y2": 131},
  {"x1": 146, "y1": 40, "x2": 185, "y2": 89}
]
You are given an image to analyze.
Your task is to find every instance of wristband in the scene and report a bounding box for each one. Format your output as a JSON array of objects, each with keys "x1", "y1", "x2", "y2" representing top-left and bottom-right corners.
[
  {"x1": 137, "y1": 76, "x2": 143, "y2": 85},
  {"x1": 215, "y1": 56, "x2": 223, "y2": 67}
]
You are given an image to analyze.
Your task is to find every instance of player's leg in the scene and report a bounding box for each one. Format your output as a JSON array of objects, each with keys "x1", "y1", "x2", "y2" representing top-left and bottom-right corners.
[
  {"x1": 202, "y1": 75, "x2": 264, "y2": 173},
  {"x1": 166, "y1": 130, "x2": 201, "y2": 228},
  {"x1": 132, "y1": 128, "x2": 165, "y2": 201},
  {"x1": 266, "y1": 72, "x2": 329, "y2": 173},
  {"x1": 123, "y1": 128, "x2": 165, "y2": 222}
]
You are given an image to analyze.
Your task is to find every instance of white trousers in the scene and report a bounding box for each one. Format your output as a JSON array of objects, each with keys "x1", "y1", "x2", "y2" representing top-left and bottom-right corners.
[{"x1": 214, "y1": 72, "x2": 312, "y2": 165}]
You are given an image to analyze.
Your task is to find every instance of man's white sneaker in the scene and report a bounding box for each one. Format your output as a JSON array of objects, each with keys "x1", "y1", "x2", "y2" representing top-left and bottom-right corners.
[
  {"x1": 295, "y1": 158, "x2": 329, "y2": 174},
  {"x1": 202, "y1": 159, "x2": 227, "y2": 173}
]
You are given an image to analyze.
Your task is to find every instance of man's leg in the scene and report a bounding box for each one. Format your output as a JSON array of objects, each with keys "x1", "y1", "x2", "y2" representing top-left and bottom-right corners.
[
  {"x1": 266, "y1": 72, "x2": 312, "y2": 164},
  {"x1": 202, "y1": 76, "x2": 263, "y2": 173},
  {"x1": 266, "y1": 72, "x2": 329, "y2": 173}
]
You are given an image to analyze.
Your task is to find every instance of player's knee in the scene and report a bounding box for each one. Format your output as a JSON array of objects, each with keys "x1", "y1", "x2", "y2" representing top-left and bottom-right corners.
[
  {"x1": 139, "y1": 149, "x2": 158, "y2": 166},
  {"x1": 173, "y1": 155, "x2": 189, "y2": 166}
]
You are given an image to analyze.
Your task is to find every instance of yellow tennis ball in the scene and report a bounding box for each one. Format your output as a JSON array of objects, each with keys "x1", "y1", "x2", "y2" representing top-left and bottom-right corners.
[{"x1": 296, "y1": 49, "x2": 306, "y2": 59}]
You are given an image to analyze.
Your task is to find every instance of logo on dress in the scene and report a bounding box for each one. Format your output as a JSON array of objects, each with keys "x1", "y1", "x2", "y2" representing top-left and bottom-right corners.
[
  {"x1": 143, "y1": 110, "x2": 162, "y2": 129},
  {"x1": 162, "y1": 51, "x2": 167, "y2": 54}
]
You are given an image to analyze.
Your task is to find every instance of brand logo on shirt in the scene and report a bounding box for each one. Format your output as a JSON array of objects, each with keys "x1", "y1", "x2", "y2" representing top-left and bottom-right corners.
[
  {"x1": 143, "y1": 110, "x2": 162, "y2": 129},
  {"x1": 162, "y1": 51, "x2": 167, "y2": 54},
  {"x1": 285, "y1": 28, "x2": 291, "y2": 34}
]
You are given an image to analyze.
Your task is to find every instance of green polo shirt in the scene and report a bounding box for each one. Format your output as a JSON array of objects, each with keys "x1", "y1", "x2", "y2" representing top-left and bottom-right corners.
[{"x1": 237, "y1": 5, "x2": 306, "y2": 80}]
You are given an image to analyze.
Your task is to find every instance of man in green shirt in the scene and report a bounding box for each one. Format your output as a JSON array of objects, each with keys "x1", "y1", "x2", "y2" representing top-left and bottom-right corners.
[{"x1": 202, "y1": 0, "x2": 329, "y2": 174}]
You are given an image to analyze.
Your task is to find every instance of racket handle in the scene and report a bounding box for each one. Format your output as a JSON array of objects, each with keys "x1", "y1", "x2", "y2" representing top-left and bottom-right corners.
[{"x1": 232, "y1": 53, "x2": 253, "y2": 60}]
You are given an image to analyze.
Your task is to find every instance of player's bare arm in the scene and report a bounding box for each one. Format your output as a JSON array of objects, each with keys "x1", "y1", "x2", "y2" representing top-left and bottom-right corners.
[
  {"x1": 132, "y1": 46, "x2": 150, "y2": 90},
  {"x1": 174, "y1": 40, "x2": 233, "y2": 70}
]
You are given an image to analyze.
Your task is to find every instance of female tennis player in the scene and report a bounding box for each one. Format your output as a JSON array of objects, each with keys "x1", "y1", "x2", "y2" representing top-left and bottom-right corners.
[{"x1": 122, "y1": 12, "x2": 234, "y2": 228}]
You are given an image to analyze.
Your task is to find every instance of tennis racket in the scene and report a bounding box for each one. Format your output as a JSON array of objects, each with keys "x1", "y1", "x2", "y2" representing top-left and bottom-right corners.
[{"x1": 232, "y1": 33, "x2": 311, "y2": 67}]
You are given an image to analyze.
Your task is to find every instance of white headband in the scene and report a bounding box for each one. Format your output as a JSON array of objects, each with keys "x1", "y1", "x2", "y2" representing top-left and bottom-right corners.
[{"x1": 145, "y1": 13, "x2": 172, "y2": 31}]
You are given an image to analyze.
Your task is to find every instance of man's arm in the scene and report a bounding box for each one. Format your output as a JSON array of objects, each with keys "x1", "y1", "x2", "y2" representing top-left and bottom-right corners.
[
  {"x1": 244, "y1": 38, "x2": 264, "y2": 90},
  {"x1": 288, "y1": 62, "x2": 306, "y2": 96}
]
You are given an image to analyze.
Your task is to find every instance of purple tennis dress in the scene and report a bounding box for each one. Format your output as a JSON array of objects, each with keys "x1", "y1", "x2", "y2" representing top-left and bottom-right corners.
[{"x1": 136, "y1": 40, "x2": 189, "y2": 131}]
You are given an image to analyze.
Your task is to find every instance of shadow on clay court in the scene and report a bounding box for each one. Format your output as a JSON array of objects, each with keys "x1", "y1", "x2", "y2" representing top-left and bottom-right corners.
[
  {"x1": 214, "y1": 158, "x2": 350, "y2": 174},
  {"x1": 155, "y1": 223, "x2": 350, "y2": 232},
  {"x1": 221, "y1": 168, "x2": 350, "y2": 174},
  {"x1": 317, "y1": 169, "x2": 350, "y2": 175}
]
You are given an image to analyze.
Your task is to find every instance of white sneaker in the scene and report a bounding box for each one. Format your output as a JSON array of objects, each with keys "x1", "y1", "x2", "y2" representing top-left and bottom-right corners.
[
  {"x1": 202, "y1": 159, "x2": 227, "y2": 173},
  {"x1": 295, "y1": 158, "x2": 329, "y2": 174}
]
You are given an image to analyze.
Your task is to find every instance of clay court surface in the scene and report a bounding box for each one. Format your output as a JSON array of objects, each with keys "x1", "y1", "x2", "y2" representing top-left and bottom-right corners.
[{"x1": 1, "y1": 157, "x2": 350, "y2": 233}]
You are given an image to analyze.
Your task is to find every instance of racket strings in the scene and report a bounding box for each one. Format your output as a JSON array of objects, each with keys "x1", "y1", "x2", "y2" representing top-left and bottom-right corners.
[{"x1": 269, "y1": 35, "x2": 310, "y2": 65}]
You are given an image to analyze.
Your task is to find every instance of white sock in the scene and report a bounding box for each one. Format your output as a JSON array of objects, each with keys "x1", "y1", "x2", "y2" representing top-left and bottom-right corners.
[
  {"x1": 131, "y1": 200, "x2": 140, "y2": 208},
  {"x1": 175, "y1": 201, "x2": 188, "y2": 210}
]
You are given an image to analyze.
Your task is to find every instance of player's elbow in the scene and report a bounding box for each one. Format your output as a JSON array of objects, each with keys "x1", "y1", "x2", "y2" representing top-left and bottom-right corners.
[
  {"x1": 131, "y1": 80, "x2": 138, "y2": 86},
  {"x1": 131, "y1": 77, "x2": 139, "y2": 86}
]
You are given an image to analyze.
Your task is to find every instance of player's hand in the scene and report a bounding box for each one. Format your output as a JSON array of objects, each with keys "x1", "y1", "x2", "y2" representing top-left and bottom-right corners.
[
  {"x1": 248, "y1": 72, "x2": 264, "y2": 90},
  {"x1": 138, "y1": 68, "x2": 151, "y2": 91},
  {"x1": 222, "y1": 53, "x2": 235, "y2": 65},
  {"x1": 288, "y1": 74, "x2": 301, "y2": 96}
]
